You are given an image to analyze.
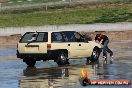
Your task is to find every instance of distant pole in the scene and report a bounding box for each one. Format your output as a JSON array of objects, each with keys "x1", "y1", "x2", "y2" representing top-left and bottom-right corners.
[
  {"x1": 0, "y1": 3, "x2": 1, "y2": 11},
  {"x1": 45, "y1": 4, "x2": 47, "y2": 11},
  {"x1": 69, "y1": 0, "x2": 72, "y2": 3}
]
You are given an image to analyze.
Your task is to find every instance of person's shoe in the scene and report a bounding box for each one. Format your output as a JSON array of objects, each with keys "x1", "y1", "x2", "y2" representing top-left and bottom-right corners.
[
  {"x1": 110, "y1": 56, "x2": 114, "y2": 61},
  {"x1": 110, "y1": 56, "x2": 114, "y2": 64},
  {"x1": 103, "y1": 56, "x2": 107, "y2": 64},
  {"x1": 103, "y1": 56, "x2": 107, "y2": 60}
]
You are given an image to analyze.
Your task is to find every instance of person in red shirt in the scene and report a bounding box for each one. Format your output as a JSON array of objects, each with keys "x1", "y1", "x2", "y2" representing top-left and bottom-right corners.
[{"x1": 95, "y1": 32, "x2": 113, "y2": 63}]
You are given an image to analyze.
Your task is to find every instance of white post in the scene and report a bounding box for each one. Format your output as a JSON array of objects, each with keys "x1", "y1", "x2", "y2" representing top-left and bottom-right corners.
[
  {"x1": 69, "y1": 0, "x2": 71, "y2": 3},
  {"x1": 45, "y1": 4, "x2": 47, "y2": 11},
  {"x1": 0, "y1": 3, "x2": 1, "y2": 11}
]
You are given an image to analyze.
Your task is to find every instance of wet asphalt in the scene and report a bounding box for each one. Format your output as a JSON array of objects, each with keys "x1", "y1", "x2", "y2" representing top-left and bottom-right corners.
[{"x1": 0, "y1": 41, "x2": 132, "y2": 88}]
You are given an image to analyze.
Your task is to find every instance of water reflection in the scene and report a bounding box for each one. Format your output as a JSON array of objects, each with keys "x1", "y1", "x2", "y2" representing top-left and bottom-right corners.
[
  {"x1": 0, "y1": 48, "x2": 16, "y2": 56},
  {"x1": 21, "y1": 66, "x2": 70, "y2": 88},
  {"x1": 19, "y1": 56, "x2": 132, "y2": 88},
  {"x1": 23, "y1": 66, "x2": 69, "y2": 78}
]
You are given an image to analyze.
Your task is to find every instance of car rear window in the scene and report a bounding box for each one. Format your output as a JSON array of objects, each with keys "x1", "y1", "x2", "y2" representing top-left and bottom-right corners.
[{"x1": 20, "y1": 32, "x2": 48, "y2": 43}]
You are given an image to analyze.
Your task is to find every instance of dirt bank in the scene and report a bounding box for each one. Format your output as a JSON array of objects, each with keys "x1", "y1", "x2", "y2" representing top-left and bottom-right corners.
[
  {"x1": 0, "y1": 31, "x2": 132, "y2": 47},
  {"x1": 82, "y1": 30, "x2": 132, "y2": 41},
  {"x1": 0, "y1": 34, "x2": 20, "y2": 48}
]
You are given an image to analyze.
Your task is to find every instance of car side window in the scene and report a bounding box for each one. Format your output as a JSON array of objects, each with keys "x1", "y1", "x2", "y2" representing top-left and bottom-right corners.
[
  {"x1": 74, "y1": 32, "x2": 84, "y2": 42},
  {"x1": 61, "y1": 32, "x2": 76, "y2": 42},
  {"x1": 51, "y1": 32, "x2": 64, "y2": 42},
  {"x1": 36, "y1": 33, "x2": 48, "y2": 42},
  {"x1": 51, "y1": 32, "x2": 85, "y2": 42}
]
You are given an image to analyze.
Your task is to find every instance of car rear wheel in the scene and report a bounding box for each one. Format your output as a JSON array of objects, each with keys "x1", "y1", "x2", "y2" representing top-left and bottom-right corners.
[
  {"x1": 56, "y1": 52, "x2": 69, "y2": 66},
  {"x1": 24, "y1": 58, "x2": 36, "y2": 67}
]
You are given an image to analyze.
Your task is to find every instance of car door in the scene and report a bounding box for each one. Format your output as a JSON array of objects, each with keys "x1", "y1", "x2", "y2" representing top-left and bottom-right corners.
[
  {"x1": 68, "y1": 32, "x2": 92, "y2": 58},
  {"x1": 50, "y1": 32, "x2": 71, "y2": 51},
  {"x1": 51, "y1": 31, "x2": 92, "y2": 58}
]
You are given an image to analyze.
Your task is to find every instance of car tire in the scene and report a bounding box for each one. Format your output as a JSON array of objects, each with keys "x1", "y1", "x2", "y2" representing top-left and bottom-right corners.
[
  {"x1": 24, "y1": 58, "x2": 36, "y2": 67},
  {"x1": 56, "y1": 52, "x2": 69, "y2": 66},
  {"x1": 87, "y1": 48, "x2": 99, "y2": 63}
]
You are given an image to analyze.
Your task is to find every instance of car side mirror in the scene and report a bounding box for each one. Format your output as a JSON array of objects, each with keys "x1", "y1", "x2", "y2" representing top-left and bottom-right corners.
[
  {"x1": 83, "y1": 35, "x2": 92, "y2": 42},
  {"x1": 84, "y1": 38, "x2": 89, "y2": 43},
  {"x1": 81, "y1": 35, "x2": 88, "y2": 43}
]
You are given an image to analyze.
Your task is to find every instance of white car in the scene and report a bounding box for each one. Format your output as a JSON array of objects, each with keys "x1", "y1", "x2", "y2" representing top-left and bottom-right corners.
[{"x1": 17, "y1": 31, "x2": 101, "y2": 67}]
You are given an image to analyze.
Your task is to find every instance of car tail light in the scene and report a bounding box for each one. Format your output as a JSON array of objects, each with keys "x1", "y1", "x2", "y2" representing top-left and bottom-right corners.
[{"x1": 47, "y1": 44, "x2": 51, "y2": 49}]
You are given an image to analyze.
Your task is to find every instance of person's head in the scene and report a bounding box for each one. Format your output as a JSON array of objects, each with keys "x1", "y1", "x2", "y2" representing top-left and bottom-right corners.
[
  {"x1": 96, "y1": 34, "x2": 100, "y2": 37},
  {"x1": 100, "y1": 31, "x2": 106, "y2": 35}
]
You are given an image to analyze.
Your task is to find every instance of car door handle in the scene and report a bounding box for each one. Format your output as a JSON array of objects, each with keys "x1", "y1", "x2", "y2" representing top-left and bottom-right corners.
[
  {"x1": 68, "y1": 44, "x2": 70, "y2": 46},
  {"x1": 79, "y1": 44, "x2": 81, "y2": 46}
]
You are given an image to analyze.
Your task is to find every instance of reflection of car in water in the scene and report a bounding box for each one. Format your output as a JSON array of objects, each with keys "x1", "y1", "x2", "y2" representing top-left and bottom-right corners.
[
  {"x1": 17, "y1": 31, "x2": 101, "y2": 67},
  {"x1": 23, "y1": 66, "x2": 69, "y2": 78},
  {"x1": 20, "y1": 66, "x2": 70, "y2": 88},
  {"x1": 19, "y1": 62, "x2": 104, "y2": 88}
]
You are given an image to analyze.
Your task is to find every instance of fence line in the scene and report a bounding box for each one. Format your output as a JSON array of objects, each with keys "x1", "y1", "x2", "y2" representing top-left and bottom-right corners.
[
  {"x1": 0, "y1": 0, "x2": 82, "y2": 11},
  {"x1": 0, "y1": 0, "x2": 126, "y2": 11}
]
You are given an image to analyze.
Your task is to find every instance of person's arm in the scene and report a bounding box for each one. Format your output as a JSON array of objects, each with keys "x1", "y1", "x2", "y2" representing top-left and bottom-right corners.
[{"x1": 99, "y1": 39, "x2": 103, "y2": 44}]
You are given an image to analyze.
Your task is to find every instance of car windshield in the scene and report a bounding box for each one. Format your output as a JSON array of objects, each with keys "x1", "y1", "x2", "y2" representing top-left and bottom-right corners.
[{"x1": 20, "y1": 32, "x2": 48, "y2": 43}]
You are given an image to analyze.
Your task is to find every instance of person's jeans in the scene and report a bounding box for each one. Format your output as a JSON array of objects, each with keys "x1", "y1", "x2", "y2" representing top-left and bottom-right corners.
[{"x1": 103, "y1": 40, "x2": 113, "y2": 59}]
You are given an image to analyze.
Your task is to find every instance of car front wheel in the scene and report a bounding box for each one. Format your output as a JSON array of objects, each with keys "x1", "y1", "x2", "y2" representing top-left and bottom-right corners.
[{"x1": 87, "y1": 48, "x2": 99, "y2": 63}]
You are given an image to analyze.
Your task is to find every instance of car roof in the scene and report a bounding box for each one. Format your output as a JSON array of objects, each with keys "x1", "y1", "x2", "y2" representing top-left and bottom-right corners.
[{"x1": 25, "y1": 30, "x2": 76, "y2": 33}]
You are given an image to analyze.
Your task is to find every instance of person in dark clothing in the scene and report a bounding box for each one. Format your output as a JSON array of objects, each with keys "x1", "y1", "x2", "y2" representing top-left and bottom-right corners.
[
  {"x1": 95, "y1": 32, "x2": 113, "y2": 62},
  {"x1": 95, "y1": 34, "x2": 101, "y2": 42}
]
